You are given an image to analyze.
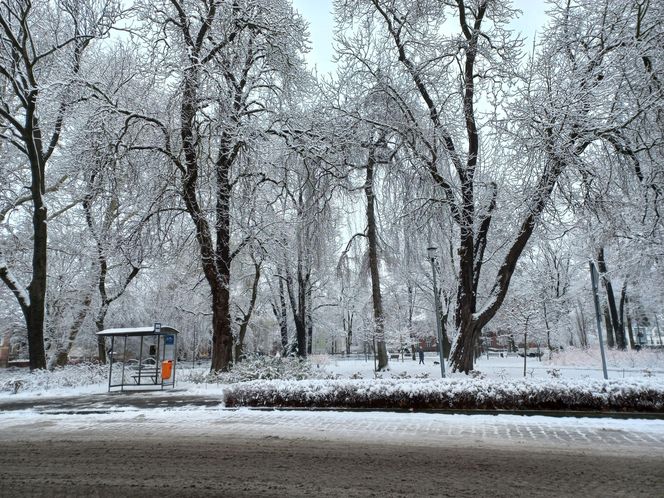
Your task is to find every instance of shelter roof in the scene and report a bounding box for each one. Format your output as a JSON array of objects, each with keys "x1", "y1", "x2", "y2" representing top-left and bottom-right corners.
[{"x1": 96, "y1": 326, "x2": 179, "y2": 337}]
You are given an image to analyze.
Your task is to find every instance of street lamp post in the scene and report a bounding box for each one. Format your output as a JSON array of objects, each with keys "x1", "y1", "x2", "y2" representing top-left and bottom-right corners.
[{"x1": 427, "y1": 246, "x2": 446, "y2": 378}]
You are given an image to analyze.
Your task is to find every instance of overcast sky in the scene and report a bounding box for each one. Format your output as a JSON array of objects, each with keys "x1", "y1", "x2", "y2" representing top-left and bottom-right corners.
[{"x1": 291, "y1": 0, "x2": 550, "y2": 74}]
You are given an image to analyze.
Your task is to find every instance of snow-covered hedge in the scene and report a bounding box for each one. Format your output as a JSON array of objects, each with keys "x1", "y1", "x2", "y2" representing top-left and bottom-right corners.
[
  {"x1": 224, "y1": 378, "x2": 664, "y2": 412},
  {"x1": 0, "y1": 363, "x2": 107, "y2": 393}
]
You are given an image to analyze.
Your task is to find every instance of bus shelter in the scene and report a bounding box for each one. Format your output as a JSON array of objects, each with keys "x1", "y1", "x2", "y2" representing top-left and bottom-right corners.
[{"x1": 98, "y1": 324, "x2": 179, "y2": 392}]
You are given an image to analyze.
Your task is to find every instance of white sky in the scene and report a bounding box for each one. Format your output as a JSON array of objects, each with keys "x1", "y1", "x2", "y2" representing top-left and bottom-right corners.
[{"x1": 291, "y1": 0, "x2": 550, "y2": 74}]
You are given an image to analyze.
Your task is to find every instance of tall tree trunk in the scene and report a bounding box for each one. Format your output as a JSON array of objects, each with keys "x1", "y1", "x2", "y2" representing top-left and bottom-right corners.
[
  {"x1": 49, "y1": 293, "x2": 92, "y2": 369},
  {"x1": 365, "y1": 140, "x2": 388, "y2": 371},
  {"x1": 543, "y1": 301, "x2": 553, "y2": 354},
  {"x1": 438, "y1": 300, "x2": 452, "y2": 359},
  {"x1": 270, "y1": 270, "x2": 290, "y2": 355},
  {"x1": 95, "y1": 301, "x2": 112, "y2": 364},
  {"x1": 209, "y1": 282, "x2": 233, "y2": 371},
  {"x1": 211, "y1": 147, "x2": 234, "y2": 371},
  {"x1": 575, "y1": 302, "x2": 587, "y2": 348},
  {"x1": 597, "y1": 248, "x2": 625, "y2": 349},
  {"x1": 523, "y1": 318, "x2": 529, "y2": 377},
  {"x1": 408, "y1": 285, "x2": 416, "y2": 360},
  {"x1": 234, "y1": 259, "x2": 261, "y2": 362},
  {"x1": 603, "y1": 305, "x2": 615, "y2": 348},
  {"x1": 619, "y1": 280, "x2": 628, "y2": 347},
  {"x1": 625, "y1": 296, "x2": 636, "y2": 349},
  {"x1": 345, "y1": 311, "x2": 353, "y2": 355},
  {"x1": 285, "y1": 264, "x2": 308, "y2": 357},
  {"x1": 96, "y1": 340, "x2": 108, "y2": 365},
  {"x1": 278, "y1": 272, "x2": 289, "y2": 354},
  {"x1": 306, "y1": 286, "x2": 313, "y2": 355},
  {"x1": 27, "y1": 195, "x2": 47, "y2": 371}
]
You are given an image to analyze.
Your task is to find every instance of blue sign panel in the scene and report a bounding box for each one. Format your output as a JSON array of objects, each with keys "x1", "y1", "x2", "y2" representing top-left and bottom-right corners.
[{"x1": 165, "y1": 335, "x2": 175, "y2": 345}]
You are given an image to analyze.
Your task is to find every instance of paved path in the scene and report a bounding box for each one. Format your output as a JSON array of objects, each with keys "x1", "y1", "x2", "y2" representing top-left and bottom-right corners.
[{"x1": 1, "y1": 399, "x2": 663, "y2": 496}]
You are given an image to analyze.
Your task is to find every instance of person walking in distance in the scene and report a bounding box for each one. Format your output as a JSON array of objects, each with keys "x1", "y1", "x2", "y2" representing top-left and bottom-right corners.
[{"x1": 418, "y1": 347, "x2": 425, "y2": 365}]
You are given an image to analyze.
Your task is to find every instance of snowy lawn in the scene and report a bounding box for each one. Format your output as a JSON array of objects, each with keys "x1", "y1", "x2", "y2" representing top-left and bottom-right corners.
[{"x1": 319, "y1": 347, "x2": 664, "y2": 381}]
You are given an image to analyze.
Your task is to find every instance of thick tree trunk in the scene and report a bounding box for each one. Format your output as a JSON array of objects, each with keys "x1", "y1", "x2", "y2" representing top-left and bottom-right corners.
[
  {"x1": 450, "y1": 307, "x2": 481, "y2": 373},
  {"x1": 212, "y1": 140, "x2": 234, "y2": 370},
  {"x1": 26, "y1": 157, "x2": 48, "y2": 371},
  {"x1": 211, "y1": 285, "x2": 233, "y2": 371},
  {"x1": 365, "y1": 141, "x2": 388, "y2": 371},
  {"x1": 294, "y1": 315, "x2": 307, "y2": 357}
]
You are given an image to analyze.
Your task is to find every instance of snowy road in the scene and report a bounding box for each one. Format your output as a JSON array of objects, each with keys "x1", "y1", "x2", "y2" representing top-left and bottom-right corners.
[{"x1": 1, "y1": 403, "x2": 663, "y2": 496}]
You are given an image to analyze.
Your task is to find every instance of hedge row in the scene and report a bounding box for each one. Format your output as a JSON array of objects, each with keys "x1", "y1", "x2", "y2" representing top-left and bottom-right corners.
[{"x1": 223, "y1": 378, "x2": 664, "y2": 412}]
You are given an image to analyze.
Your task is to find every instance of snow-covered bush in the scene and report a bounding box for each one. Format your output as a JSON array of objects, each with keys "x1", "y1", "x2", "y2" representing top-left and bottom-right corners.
[
  {"x1": 178, "y1": 367, "x2": 215, "y2": 384},
  {"x1": 223, "y1": 378, "x2": 664, "y2": 412},
  {"x1": 390, "y1": 371, "x2": 431, "y2": 380},
  {"x1": 181, "y1": 355, "x2": 325, "y2": 384},
  {"x1": 0, "y1": 363, "x2": 107, "y2": 393},
  {"x1": 547, "y1": 369, "x2": 562, "y2": 378}
]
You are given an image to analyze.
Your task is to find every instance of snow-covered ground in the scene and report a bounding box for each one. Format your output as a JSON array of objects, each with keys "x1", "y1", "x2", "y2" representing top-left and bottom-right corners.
[
  {"x1": 1, "y1": 403, "x2": 663, "y2": 453},
  {"x1": 318, "y1": 349, "x2": 664, "y2": 380},
  {"x1": 2, "y1": 405, "x2": 662, "y2": 497}
]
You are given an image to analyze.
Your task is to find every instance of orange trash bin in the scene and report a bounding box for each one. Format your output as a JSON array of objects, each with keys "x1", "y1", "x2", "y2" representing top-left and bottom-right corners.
[{"x1": 161, "y1": 360, "x2": 173, "y2": 380}]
